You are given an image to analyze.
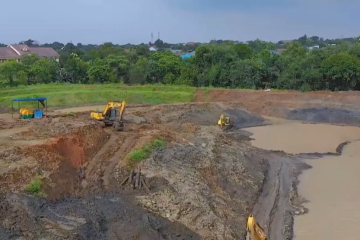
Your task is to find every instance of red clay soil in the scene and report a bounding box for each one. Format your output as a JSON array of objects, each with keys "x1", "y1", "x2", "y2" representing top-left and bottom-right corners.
[
  {"x1": 193, "y1": 89, "x2": 360, "y2": 117},
  {"x1": 0, "y1": 123, "x2": 109, "y2": 199}
]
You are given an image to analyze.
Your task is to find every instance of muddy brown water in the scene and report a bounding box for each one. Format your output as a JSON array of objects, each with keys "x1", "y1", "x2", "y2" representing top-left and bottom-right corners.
[
  {"x1": 245, "y1": 122, "x2": 360, "y2": 240},
  {"x1": 246, "y1": 122, "x2": 360, "y2": 154}
]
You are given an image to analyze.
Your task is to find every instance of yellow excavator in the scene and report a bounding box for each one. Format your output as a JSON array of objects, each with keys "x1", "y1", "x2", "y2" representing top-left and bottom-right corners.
[
  {"x1": 90, "y1": 100, "x2": 126, "y2": 131},
  {"x1": 246, "y1": 214, "x2": 267, "y2": 240},
  {"x1": 218, "y1": 114, "x2": 233, "y2": 130}
]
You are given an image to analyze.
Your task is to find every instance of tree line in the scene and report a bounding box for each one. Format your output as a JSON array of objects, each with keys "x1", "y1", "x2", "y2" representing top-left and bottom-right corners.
[{"x1": 0, "y1": 35, "x2": 360, "y2": 91}]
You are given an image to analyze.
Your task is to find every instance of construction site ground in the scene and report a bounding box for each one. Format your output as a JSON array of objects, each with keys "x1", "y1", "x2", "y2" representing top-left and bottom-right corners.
[{"x1": 1, "y1": 89, "x2": 360, "y2": 239}]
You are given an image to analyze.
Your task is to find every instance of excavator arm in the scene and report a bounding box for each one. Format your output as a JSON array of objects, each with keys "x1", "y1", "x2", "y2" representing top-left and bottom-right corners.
[
  {"x1": 246, "y1": 215, "x2": 267, "y2": 240},
  {"x1": 119, "y1": 100, "x2": 126, "y2": 120}
]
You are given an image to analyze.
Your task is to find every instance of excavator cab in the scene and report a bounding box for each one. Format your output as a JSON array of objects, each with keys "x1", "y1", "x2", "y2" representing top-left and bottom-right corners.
[
  {"x1": 218, "y1": 114, "x2": 233, "y2": 130},
  {"x1": 103, "y1": 107, "x2": 124, "y2": 131}
]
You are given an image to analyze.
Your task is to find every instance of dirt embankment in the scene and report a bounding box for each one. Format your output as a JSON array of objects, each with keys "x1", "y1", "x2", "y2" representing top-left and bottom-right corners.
[
  {"x1": 140, "y1": 127, "x2": 268, "y2": 239},
  {"x1": 284, "y1": 107, "x2": 360, "y2": 126},
  {"x1": 3, "y1": 95, "x2": 355, "y2": 239},
  {"x1": 0, "y1": 120, "x2": 108, "y2": 198},
  {"x1": 194, "y1": 89, "x2": 360, "y2": 119},
  {"x1": 0, "y1": 103, "x2": 281, "y2": 240}
]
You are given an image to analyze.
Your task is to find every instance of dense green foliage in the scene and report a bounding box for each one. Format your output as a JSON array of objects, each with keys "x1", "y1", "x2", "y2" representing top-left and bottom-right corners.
[{"x1": 1, "y1": 35, "x2": 360, "y2": 91}]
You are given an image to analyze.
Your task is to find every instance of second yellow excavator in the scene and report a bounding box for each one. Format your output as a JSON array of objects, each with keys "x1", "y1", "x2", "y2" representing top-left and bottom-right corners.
[
  {"x1": 246, "y1": 214, "x2": 267, "y2": 240},
  {"x1": 218, "y1": 114, "x2": 233, "y2": 130},
  {"x1": 90, "y1": 100, "x2": 126, "y2": 131}
]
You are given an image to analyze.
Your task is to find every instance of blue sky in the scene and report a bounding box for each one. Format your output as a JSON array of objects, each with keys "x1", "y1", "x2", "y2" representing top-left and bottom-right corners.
[{"x1": 0, "y1": 0, "x2": 358, "y2": 45}]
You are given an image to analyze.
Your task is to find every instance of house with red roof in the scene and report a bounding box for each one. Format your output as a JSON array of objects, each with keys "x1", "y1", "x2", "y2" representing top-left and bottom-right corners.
[{"x1": 0, "y1": 44, "x2": 59, "y2": 62}]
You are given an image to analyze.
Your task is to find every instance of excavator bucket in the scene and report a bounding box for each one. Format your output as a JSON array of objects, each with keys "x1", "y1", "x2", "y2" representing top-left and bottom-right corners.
[{"x1": 114, "y1": 121, "x2": 124, "y2": 131}]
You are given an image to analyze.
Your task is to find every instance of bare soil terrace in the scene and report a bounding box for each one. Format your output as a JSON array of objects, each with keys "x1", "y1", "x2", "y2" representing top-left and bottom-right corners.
[{"x1": 1, "y1": 89, "x2": 360, "y2": 239}]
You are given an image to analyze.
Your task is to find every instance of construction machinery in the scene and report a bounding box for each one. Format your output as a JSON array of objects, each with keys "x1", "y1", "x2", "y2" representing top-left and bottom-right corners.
[
  {"x1": 246, "y1": 214, "x2": 267, "y2": 240},
  {"x1": 90, "y1": 100, "x2": 126, "y2": 131},
  {"x1": 218, "y1": 114, "x2": 233, "y2": 130}
]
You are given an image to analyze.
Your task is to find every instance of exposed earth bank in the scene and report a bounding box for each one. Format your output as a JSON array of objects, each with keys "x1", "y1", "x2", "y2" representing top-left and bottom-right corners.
[
  {"x1": 0, "y1": 103, "x2": 274, "y2": 240},
  {"x1": 1, "y1": 89, "x2": 360, "y2": 239}
]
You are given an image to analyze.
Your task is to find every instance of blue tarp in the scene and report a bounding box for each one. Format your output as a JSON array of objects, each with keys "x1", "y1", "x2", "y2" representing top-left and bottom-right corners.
[
  {"x1": 181, "y1": 53, "x2": 192, "y2": 59},
  {"x1": 12, "y1": 98, "x2": 47, "y2": 102}
]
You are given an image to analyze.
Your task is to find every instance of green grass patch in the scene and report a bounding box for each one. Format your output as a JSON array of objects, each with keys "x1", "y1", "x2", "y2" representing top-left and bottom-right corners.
[
  {"x1": 128, "y1": 139, "x2": 166, "y2": 163},
  {"x1": 23, "y1": 176, "x2": 44, "y2": 197},
  {"x1": 0, "y1": 83, "x2": 284, "y2": 108},
  {"x1": 0, "y1": 83, "x2": 196, "y2": 108}
]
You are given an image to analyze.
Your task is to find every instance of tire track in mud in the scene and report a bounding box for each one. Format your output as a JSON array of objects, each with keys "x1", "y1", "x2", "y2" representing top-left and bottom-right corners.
[
  {"x1": 102, "y1": 134, "x2": 138, "y2": 188},
  {"x1": 252, "y1": 155, "x2": 292, "y2": 240},
  {"x1": 268, "y1": 163, "x2": 282, "y2": 238},
  {"x1": 85, "y1": 128, "x2": 117, "y2": 176}
]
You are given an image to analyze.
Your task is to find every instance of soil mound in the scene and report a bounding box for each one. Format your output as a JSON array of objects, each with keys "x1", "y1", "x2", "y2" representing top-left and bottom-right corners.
[
  {"x1": 181, "y1": 104, "x2": 264, "y2": 128},
  {"x1": 141, "y1": 127, "x2": 268, "y2": 239},
  {"x1": 0, "y1": 122, "x2": 108, "y2": 196},
  {"x1": 285, "y1": 107, "x2": 360, "y2": 125},
  {"x1": 224, "y1": 108, "x2": 264, "y2": 128},
  {"x1": 0, "y1": 192, "x2": 200, "y2": 240}
]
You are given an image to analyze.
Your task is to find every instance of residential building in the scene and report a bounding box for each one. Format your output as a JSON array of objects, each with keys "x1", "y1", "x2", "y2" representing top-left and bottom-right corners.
[
  {"x1": 170, "y1": 49, "x2": 182, "y2": 54},
  {"x1": 0, "y1": 44, "x2": 60, "y2": 62},
  {"x1": 270, "y1": 49, "x2": 286, "y2": 55},
  {"x1": 269, "y1": 50, "x2": 280, "y2": 55},
  {"x1": 149, "y1": 46, "x2": 157, "y2": 51},
  {"x1": 307, "y1": 45, "x2": 320, "y2": 50}
]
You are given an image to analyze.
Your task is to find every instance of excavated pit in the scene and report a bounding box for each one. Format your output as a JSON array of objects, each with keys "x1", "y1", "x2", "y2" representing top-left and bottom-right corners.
[{"x1": 0, "y1": 103, "x2": 304, "y2": 239}]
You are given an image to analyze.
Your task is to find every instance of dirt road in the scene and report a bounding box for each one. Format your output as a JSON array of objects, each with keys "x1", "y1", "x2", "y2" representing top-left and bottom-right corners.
[{"x1": 0, "y1": 89, "x2": 360, "y2": 239}]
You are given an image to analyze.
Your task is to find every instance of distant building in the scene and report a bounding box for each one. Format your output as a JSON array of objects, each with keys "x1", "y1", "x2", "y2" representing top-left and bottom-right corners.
[
  {"x1": 270, "y1": 49, "x2": 286, "y2": 55},
  {"x1": 170, "y1": 49, "x2": 182, "y2": 54},
  {"x1": 0, "y1": 44, "x2": 59, "y2": 62},
  {"x1": 307, "y1": 45, "x2": 320, "y2": 50},
  {"x1": 187, "y1": 42, "x2": 196, "y2": 46},
  {"x1": 149, "y1": 46, "x2": 157, "y2": 51},
  {"x1": 269, "y1": 50, "x2": 280, "y2": 55}
]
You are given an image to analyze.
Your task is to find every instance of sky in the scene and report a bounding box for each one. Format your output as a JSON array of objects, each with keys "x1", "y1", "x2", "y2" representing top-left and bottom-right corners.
[{"x1": 0, "y1": 0, "x2": 358, "y2": 45}]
